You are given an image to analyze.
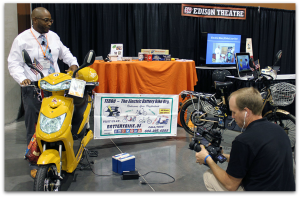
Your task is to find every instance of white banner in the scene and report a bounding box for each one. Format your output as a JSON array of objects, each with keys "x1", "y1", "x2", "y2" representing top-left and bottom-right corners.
[{"x1": 94, "y1": 93, "x2": 179, "y2": 139}]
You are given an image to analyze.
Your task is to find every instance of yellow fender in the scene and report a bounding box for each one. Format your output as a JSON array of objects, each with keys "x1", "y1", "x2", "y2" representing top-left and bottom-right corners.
[
  {"x1": 82, "y1": 130, "x2": 94, "y2": 147},
  {"x1": 37, "y1": 149, "x2": 61, "y2": 173}
]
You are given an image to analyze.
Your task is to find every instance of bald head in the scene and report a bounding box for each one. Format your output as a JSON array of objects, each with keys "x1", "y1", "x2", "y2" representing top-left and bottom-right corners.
[
  {"x1": 32, "y1": 7, "x2": 51, "y2": 19},
  {"x1": 31, "y1": 7, "x2": 52, "y2": 34}
]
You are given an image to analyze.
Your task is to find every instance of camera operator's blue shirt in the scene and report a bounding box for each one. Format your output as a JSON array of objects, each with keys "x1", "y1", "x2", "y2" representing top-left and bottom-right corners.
[{"x1": 226, "y1": 118, "x2": 295, "y2": 191}]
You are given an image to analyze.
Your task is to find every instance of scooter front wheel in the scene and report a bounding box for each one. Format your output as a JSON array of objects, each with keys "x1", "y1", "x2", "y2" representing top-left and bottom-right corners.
[{"x1": 33, "y1": 164, "x2": 60, "y2": 191}]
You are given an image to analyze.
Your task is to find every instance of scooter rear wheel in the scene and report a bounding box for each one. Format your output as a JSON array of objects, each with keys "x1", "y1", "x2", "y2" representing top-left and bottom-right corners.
[{"x1": 33, "y1": 164, "x2": 60, "y2": 191}]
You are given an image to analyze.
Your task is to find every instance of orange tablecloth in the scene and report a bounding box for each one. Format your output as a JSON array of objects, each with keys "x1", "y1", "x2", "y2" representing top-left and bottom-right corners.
[
  {"x1": 90, "y1": 60, "x2": 198, "y2": 95},
  {"x1": 90, "y1": 60, "x2": 198, "y2": 125}
]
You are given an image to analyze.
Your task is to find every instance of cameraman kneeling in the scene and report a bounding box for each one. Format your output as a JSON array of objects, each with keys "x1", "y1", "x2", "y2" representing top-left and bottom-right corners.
[{"x1": 195, "y1": 87, "x2": 295, "y2": 191}]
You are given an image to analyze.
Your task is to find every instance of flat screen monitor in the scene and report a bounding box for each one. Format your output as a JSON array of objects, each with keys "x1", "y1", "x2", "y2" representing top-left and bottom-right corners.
[
  {"x1": 199, "y1": 32, "x2": 246, "y2": 67},
  {"x1": 235, "y1": 52, "x2": 252, "y2": 77}
]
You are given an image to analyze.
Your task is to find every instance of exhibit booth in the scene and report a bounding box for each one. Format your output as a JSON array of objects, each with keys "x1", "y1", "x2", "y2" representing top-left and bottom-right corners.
[{"x1": 5, "y1": 3, "x2": 296, "y2": 192}]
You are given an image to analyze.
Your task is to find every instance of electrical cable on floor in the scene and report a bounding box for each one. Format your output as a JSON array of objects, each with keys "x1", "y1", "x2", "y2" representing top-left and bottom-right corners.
[
  {"x1": 137, "y1": 171, "x2": 155, "y2": 191},
  {"x1": 78, "y1": 148, "x2": 121, "y2": 177},
  {"x1": 81, "y1": 139, "x2": 175, "y2": 189},
  {"x1": 110, "y1": 138, "x2": 123, "y2": 153},
  {"x1": 109, "y1": 138, "x2": 175, "y2": 186},
  {"x1": 139, "y1": 171, "x2": 176, "y2": 185},
  {"x1": 109, "y1": 139, "x2": 157, "y2": 191}
]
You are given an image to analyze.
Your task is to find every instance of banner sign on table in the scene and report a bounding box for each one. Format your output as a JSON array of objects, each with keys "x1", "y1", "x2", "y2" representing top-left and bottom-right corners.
[
  {"x1": 110, "y1": 44, "x2": 123, "y2": 60},
  {"x1": 181, "y1": 4, "x2": 246, "y2": 20},
  {"x1": 94, "y1": 93, "x2": 179, "y2": 139}
]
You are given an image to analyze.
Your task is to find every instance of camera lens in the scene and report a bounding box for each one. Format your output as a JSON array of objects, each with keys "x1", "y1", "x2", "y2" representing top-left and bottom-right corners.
[{"x1": 189, "y1": 141, "x2": 196, "y2": 150}]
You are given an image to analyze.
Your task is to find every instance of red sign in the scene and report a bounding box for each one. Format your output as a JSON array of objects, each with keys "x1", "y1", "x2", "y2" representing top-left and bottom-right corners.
[{"x1": 182, "y1": 4, "x2": 246, "y2": 20}]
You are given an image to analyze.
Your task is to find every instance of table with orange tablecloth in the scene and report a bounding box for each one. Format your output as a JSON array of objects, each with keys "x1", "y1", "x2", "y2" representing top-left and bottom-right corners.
[
  {"x1": 89, "y1": 60, "x2": 198, "y2": 125},
  {"x1": 90, "y1": 60, "x2": 197, "y2": 95}
]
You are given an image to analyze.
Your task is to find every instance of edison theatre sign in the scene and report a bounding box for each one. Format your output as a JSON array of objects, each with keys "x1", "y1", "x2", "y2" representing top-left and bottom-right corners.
[{"x1": 181, "y1": 4, "x2": 246, "y2": 20}]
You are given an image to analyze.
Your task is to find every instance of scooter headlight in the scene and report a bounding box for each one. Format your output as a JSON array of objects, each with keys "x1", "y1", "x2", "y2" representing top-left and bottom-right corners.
[
  {"x1": 40, "y1": 113, "x2": 66, "y2": 134},
  {"x1": 40, "y1": 80, "x2": 71, "y2": 91}
]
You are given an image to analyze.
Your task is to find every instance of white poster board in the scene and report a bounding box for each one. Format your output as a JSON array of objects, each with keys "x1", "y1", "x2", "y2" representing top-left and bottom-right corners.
[
  {"x1": 94, "y1": 93, "x2": 178, "y2": 139},
  {"x1": 246, "y1": 38, "x2": 253, "y2": 59},
  {"x1": 110, "y1": 44, "x2": 123, "y2": 60}
]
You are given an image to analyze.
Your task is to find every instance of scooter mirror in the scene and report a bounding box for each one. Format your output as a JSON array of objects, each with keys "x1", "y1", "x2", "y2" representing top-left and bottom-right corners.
[
  {"x1": 83, "y1": 50, "x2": 96, "y2": 67},
  {"x1": 22, "y1": 49, "x2": 33, "y2": 68},
  {"x1": 22, "y1": 49, "x2": 45, "y2": 78},
  {"x1": 276, "y1": 50, "x2": 282, "y2": 61},
  {"x1": 73, "y1": 50, "x2": 96, "y2": 78},
  {"x1": 272, "y1": 50, "x2": 282, "y2": 70}
]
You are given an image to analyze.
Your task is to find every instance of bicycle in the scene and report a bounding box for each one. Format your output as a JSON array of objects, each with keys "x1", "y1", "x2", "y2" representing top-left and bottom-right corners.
[
  {"x1": 179, "y1": 69, "x2": 296, "y2": 152},
  {"x1": 254, "y1": 70, "x2": 296, "y2": 152},
  {"x1": 139, "y1": 117, "x2": 152, "y2": 124},
  {"x1": 123, "y1": 115, "x2": 136, "y2": 123},
  {"x1": 136, "y1": 108, "x2": 147, "y2": 116},
  {"x1": 179, "y1": 81, "x2": 236, "y2": 137}
]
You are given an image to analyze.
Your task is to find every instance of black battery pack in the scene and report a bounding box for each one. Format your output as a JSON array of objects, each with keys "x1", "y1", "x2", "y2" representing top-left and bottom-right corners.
[{"x1": 122, "y1": 171, "x2": 139, "y2": 180}]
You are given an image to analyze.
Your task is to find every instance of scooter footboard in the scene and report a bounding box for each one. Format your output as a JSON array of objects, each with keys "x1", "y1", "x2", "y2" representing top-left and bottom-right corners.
[{"x1": 37, "y1": 149, "x2": 61, "y2": 173}]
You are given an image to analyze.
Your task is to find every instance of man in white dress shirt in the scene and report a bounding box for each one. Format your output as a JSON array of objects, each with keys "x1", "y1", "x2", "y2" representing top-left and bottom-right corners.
[{"x1": 7, "y1": 7, "x2": 79, "y2": 178}]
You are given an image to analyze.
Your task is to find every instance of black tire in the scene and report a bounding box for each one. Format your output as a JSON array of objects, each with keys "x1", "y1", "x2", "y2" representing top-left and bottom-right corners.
[
  {"x1": 180, "y1": 98, "x2": 216, "y2": 136},
  {"x1": 294, "y1": 139, "x2": 297, "y2": 165},
  {"x1": 264, "y1": 112, "x2": 295, "y2": 151},
  {"x1": 33, "y1": 164, "x2": 60, "y2": 191}
]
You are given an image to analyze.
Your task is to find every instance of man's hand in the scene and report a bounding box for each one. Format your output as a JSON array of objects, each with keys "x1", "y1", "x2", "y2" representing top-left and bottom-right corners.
[
  {"x1": 195, "y1": 145, "x2": 210, "y2": 165},
  {"x1": 196, "y1": 146, "x2": 242, "y2": 191},
  {"x1": 65, "y1": 65, "x2": 78, "y2": 73},
  {"x1": 20, "y1": 79, "x2": 31, "y2": 86}
]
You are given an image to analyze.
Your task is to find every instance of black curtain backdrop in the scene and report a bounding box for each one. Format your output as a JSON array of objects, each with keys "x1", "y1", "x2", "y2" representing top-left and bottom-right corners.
[{"x1": 31, "y1": 3, "x2": 295, "y2": 75}]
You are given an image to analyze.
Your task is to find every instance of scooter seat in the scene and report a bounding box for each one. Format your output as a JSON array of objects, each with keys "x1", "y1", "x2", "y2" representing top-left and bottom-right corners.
[{"x1": 214, "y1": 81, "x2": 233, "y2": 90}]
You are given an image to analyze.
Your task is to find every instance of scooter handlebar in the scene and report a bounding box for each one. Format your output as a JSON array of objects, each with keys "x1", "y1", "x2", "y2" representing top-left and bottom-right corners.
[
  {"x1": 72, "y1": 50, "x2": 96, "y2": 78},
  {"x1": 20, "y1": 81, "x2": 39, "y2": 87}
]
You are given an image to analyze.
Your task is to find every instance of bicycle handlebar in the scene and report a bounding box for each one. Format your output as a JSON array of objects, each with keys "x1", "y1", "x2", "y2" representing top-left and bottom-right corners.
[
  {"x1": 180, "y1": 72, "x2": 274, "y2": 101},
  {"x1": 249, "y1": 73, "x2": 274, "y2": 84}
]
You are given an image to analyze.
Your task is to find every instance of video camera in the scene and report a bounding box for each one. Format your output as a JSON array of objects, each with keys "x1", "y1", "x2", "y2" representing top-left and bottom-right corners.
[{"x1": 189, "y1": 127, "x2": 227, "y2": 164}]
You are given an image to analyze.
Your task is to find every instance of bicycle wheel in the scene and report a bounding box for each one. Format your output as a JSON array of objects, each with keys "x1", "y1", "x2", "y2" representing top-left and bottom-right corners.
[
  {"x1": 264, "y1": 112, "x2": 295, "y2": 151},
  {"x1": 180, "y1": 98, "x2": 216, "y2": 136},
  {"x1": 294, "y1": 139, "x2": 297, "y2": 165}
]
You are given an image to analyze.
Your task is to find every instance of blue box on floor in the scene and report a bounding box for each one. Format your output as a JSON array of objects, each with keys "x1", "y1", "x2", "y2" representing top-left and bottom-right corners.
[
  {"x1": 118, "y1": 155, "x2": 135, "y2": 174},
  {"x1": 112, "y1": 153, "x2": 129, "y2": 173}
]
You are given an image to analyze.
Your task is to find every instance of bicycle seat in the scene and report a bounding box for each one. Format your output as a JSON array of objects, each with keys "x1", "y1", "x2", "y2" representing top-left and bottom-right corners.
[{"x1": 214, "y1": 81, "x2": 233, "y2": 90}]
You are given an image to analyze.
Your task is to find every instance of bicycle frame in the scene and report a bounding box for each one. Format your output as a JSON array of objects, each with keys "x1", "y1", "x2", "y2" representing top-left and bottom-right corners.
[
  {"x1": 179, "y1": 90, "x2": 230, "y2": 130},
  {"x1": 179, "y1": 74, "x2": 294, "y2": 138}
]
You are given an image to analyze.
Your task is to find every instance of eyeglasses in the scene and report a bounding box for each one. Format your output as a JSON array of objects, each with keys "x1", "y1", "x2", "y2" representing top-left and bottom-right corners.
[{"x1": 35, "y1": 17, "x2": 54, "y2": 23}]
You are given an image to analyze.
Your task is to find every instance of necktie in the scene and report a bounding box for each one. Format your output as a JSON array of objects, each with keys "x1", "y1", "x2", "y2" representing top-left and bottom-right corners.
[{"x1": 39, "y1": 35, "x2": 55, "y2": 74}]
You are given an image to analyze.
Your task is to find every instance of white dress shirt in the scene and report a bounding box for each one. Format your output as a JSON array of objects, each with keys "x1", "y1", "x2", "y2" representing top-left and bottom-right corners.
[{"x1": 8, "y1": 27, "x2": 79, "y2": 85}]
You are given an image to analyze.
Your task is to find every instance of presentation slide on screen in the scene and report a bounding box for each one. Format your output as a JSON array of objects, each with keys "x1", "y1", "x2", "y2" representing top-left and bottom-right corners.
[{"x1": 206, "y1": 33, "x2": 241, "y2": 64}]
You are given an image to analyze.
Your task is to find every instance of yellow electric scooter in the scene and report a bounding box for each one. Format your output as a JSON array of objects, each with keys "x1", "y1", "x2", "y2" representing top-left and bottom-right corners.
[{"x1": 22, "y1": 49, "x2": 98, "y2": 191}]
